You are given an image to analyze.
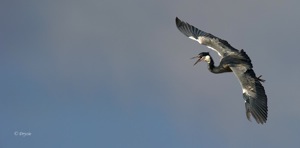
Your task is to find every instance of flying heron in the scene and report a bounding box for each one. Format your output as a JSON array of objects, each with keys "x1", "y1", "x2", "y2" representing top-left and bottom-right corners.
[{"x1": 175, "y1": 17, "x2": 268, "y2": 124}]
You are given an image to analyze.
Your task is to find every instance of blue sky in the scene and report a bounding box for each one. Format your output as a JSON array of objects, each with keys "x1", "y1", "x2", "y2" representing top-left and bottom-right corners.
[{"x1": 1, "y1": 0, "x2": 300, "y2": 147}]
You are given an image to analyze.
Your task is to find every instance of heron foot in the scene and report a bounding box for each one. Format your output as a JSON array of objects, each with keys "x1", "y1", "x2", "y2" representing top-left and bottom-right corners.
[{"x1": 257, "y1": 75, "x2": 265, "y2": 83}]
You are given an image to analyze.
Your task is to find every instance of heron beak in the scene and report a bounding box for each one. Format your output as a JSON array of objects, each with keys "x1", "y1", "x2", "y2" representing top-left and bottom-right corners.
[{"x1": 191, "y1": 55, "x2": 202, "y2": 66}]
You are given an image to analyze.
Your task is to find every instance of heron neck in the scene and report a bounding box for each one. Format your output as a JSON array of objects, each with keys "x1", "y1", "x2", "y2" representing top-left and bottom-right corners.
[
  {"x1": 207, "y1": 57, "x2": 216, "y2": 72},
  {"x1": 207, "y1": 56, "x2": 225, "y2": 74}
]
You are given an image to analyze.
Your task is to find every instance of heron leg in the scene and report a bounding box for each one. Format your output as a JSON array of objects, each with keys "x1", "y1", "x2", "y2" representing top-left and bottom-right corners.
[{"x1": 256, "y1": 75, "x2": 265, "y2": 82}]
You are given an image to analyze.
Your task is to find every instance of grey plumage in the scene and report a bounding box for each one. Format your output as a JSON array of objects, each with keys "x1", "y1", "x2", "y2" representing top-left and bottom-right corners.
[
  {"x1": 176, "y1": 17, "x2": 268, "y2": 124},
  {"x1": 176, "y1": 17, "x2": 237, "y2": 57}
]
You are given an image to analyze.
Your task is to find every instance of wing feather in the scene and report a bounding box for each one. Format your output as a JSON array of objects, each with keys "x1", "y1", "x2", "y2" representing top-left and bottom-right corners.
[
  {"x1": 220, "y1": 51, "x2": 267, "y2": 124},
  {"x1": 233, "y1": 68, "x2": 268, "y2": 124},
  {"x1": 175, "y1": 17, "x2": 238, "y2": 57}
]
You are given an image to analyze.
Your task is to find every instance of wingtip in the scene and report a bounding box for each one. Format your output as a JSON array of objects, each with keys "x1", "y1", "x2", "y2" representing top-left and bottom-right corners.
[
  {"x1": 175, "y1": 16, "x2": 181, "y2": 26},
  {"x1": 244, "y1": 99, "x2": 267, "y2": 124},
  {"x1": 246, "y1": 110, "x2": 252, "y2": 122},
  {"x1": 246, "y1": 109, "x2": 267, "y2": 124},
  {"x1": 175, "y1": 17, "x2": 182, "y2": 27}
]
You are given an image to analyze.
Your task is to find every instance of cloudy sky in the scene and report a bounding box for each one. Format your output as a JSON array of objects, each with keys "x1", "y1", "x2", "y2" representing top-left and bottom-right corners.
[{"x1": 1, "y1": 0, "x2": 300, "y2": 147}]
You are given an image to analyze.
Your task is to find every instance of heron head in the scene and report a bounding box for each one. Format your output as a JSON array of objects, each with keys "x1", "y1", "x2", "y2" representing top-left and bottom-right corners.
[{"x1": 191, "y1": 52, "x2": 211, "y2": 66}]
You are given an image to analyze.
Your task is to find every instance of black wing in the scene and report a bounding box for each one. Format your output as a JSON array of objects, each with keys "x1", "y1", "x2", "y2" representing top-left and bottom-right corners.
[
  {"x1": 230, "y1": 64, "x2": 268, "y2": 124},
  {"x1": 223, "y1": 51, "x2": 267, "y2": 124},
  {"x1": 175, "y1": 17, "x2": 238, "y2": 57}
]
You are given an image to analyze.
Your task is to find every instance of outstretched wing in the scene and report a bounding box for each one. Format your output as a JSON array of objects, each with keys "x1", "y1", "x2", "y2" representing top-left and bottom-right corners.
[
  {"x1": 222, "y1": 51, "x2": 267, "y2": 124},
  {"x1": 175, "y1": 17, "x2": 238, "y2": 57},
  {"x1": 230, "y1": 66, "x2": 268, "y2": 124}
]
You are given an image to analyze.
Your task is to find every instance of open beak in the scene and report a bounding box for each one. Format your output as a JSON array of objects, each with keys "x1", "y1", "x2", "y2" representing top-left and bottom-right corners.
[{"x1": 191, "y1": 55, "x2": 202, "y2": 66}]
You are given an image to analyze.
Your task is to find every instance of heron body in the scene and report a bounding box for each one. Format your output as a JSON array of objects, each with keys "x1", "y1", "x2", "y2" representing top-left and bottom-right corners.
[{"x1": 176, "y1": 17, "x2": 268, "y2": 124}]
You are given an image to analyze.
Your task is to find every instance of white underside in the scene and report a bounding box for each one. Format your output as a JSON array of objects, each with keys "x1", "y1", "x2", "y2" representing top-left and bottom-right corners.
[
  {"x1": 188, "y1": 36, "x2": 197, "y2": 41},
  {"x1": 207, "y1": 46, "x2": 222, "y2": 57},
  {"x1": 188, "y1": 36, "x2": 222, "y2": 57}
]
